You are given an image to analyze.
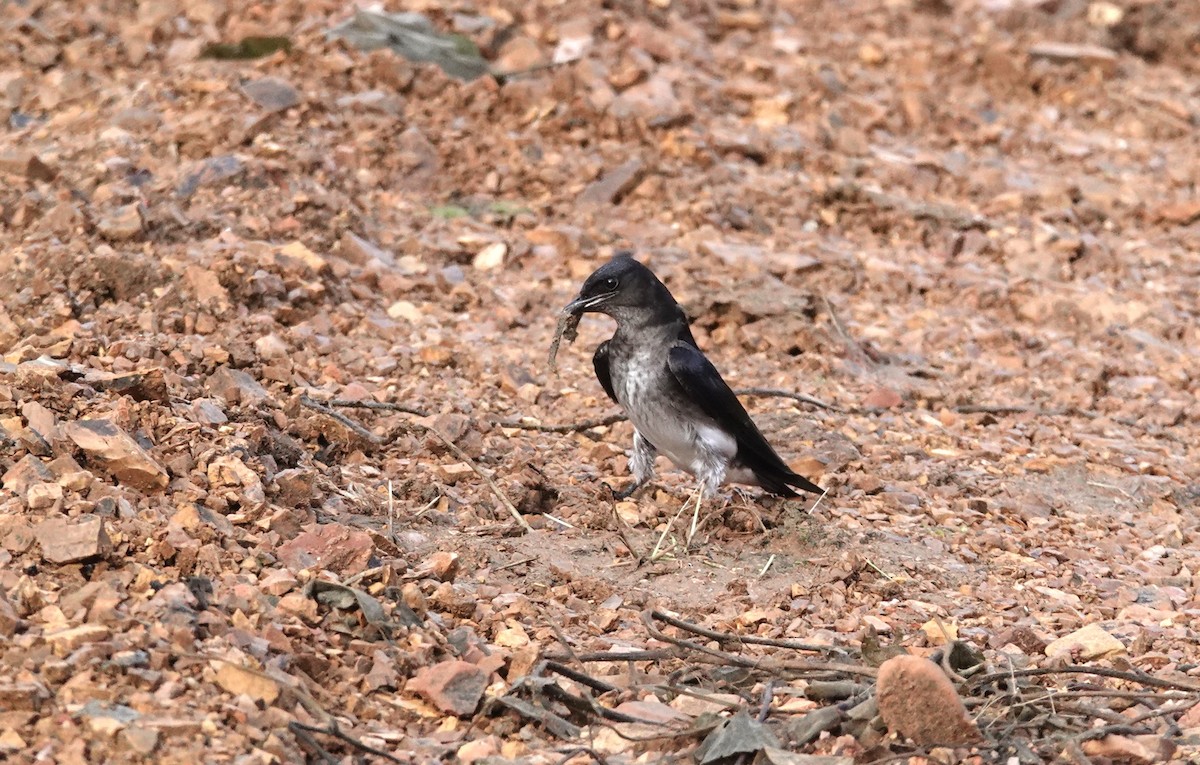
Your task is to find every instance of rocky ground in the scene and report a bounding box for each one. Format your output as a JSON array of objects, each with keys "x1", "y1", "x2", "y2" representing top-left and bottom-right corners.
[{"x1": 1, "y1": 0, "x2": 1199, "y2": 763}]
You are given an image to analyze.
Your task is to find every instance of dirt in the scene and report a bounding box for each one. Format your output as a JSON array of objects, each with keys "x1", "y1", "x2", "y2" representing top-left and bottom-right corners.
[{"x1": 2, "y1": 0, "x2": 1199, "y2": 763}]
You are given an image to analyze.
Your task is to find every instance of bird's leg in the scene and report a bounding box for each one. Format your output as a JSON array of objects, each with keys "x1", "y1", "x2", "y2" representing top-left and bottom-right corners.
[
  {"x1": 609, "y1": 481, "x2": 644, "y2": 500},
  {"x1": 614, "y1": 430, "x2": 657, "y2": 499},
  {"x1": 685, "y1": 482, "x2": 705, "y2": 547}
]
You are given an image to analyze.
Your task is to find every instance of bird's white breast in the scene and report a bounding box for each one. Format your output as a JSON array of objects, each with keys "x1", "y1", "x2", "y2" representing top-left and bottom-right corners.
[{"x1": 614, "y1": 347, "x2": 736, "y2": 477}]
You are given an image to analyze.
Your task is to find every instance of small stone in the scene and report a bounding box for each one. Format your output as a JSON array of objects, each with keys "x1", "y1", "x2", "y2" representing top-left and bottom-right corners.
[
  {"x1": 241, "y1": 76, "x2": 300, "y2": 111},
  {"x1": 120, "y1": 727, "x2": 160, "y2": 756},
  {"x1": 207, "y1": 367, "x2": 269, "y2": 406},
  {"x1": 96, "y1": 203, "x2": 143, "y2": 240},
  {"x1": 876, "y1": 655, "x2": 981, "y2": 745},
  {"x1": 63, "y1": 419, "x2": 168, "y2": 490},
  {"x1": 254, "y1": 333, "x2": 288, "y2": 360},
  {"x1": 1156, "y1": 200, "x2": 1200, "y2": 226},
  {"x1": 387, "y1": 300, "x2": 422, "y2": 322},
  {"x1": 276, "y1": 524, "x2": 375, "y2": 575},
  {"x1": 1028, "y1": 42, "x2": 1119, "y2": 74},
  {"x1": 414, "y1": 551, "x2": 460, "y2": 582},
  {"x1": 0, "y1": 592, "x2": 20, "y2": 637},
  {"x1": 472, "y1": 242, "x2": 507, "y2": 271},
  {"x1": 1045, "y1": 623, "x2": 1126, "y2": 660},
  {"x1": 191, "y1": 398, "x2": 227, "y2": 425},
  {"x1": 1082, "y1": 734, "x2": 1176, "y2": 764},
  {"x1": 45, "y1": 624, "x2": 112, "y2": 656},
  {"x1": 610, "y1": 76, "x2": 688, "y2": 126},
  {"x1": 438, "y1": 462, "x2": 475, "y2": 484},
  {"x1": 86, "y1": 368, "x2": 170, "y2": 403},
  {"x1": 406, "y1": 660, "x2": 487, "y2": 716},
  {"x1": 495, "y1": 36, "x2": 545, "y2": 72},
  {"x1": 578, "y1": 158, "x2": 647, "y2": 207},
  {"x1": 3, "y1": 454, "x2": 53, "y2": 494},
  {"x1": 0, "y1": 728, "x2": 26, "y2": 752},
  {"x1": 862, "y1": 386, "x2": 903, "y2": 409},
  {"x1": 213, "y1": 661, "x2": 281, "y2": 703},
  {"x1": 35, "y1": 516, "x2": 112, "y2": 564},
  {"x1": 0, "y1": 681, "x2": 49, "y2": 712},
  {"x1": 26, "y1": 481, "x2": 62, "y2": 509}
]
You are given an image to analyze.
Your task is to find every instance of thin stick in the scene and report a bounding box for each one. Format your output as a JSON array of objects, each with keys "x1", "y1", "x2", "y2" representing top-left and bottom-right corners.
[
  {"x1": 287, "y1": 721, "x2": 405, "y2": 764},
  {"x1": 650, "y1": 609, "x2": 837, "y2": 655},
  {"x1": 610, "y1": 502, "x2": 644, "y2": 564},
  {"x1": 651, "y1": 486, "x2": 697, "y2": 561},
  {"x1": 495, "y1": 556, "x2": 537, "y2": 572},
  {"x1": 736, "y1": 387, "x2": 845, "y2": 413},
  {"x1": 420, "y1": 422, "x2": 532, "y2": 531},
  {"x1": 315, "y1": 397, "x2": 532, "y2": 531},
  {"x1": 327, "y1": 398, "x2": 430, "y2": 417},
  {"x1": 968, "y1": 665, "x2": 1200, "y2": 694},
  {"x1": 387, "y1": 479, "x2": 396, "y2": 545},
  {"x1": 685, "y1": 483, "x2": 705, "y2": 547},
  {"x1": 499, "y1": 413, "x2": 626, "y2": 433},
  {"x1": 642, "y1": 611, "x2": 876, "y2": 678},
  {"x1": 299, "y1": 396, "x2": 384, "y2": 444},
  {"x1": 808, "y1": 486, "x2": 830, "y2": 515},
  {"x1": 757, "y1": 554, "x2": 776, "y2": 578}
]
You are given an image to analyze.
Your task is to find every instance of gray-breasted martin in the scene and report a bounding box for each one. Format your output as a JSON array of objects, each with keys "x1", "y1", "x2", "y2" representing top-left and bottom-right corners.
[{"x1": 562, "y1": 253, "x2": 824, "y2": 540}]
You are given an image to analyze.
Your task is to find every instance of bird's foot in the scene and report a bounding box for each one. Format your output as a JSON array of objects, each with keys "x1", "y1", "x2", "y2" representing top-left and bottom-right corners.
[{"x1": 608, "y1": 480, "x2": 647, "y2": 501}]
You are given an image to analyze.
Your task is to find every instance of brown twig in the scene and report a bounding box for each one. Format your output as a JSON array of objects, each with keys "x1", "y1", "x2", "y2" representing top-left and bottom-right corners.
[
  {"x1": 500, "y1": 413, "x2": 627, "y2": 433},
  {"x1": 299, "y1": 396, "x2": 385, "y2": 445},
  {"x1": 651, "y1": 609, "x2": 842, "y2": 655},
  {"x1": 287, "y1": 721, "x2": 405, "y2": 763},
  {"x1": 327, "y1": 398, "x2": 430, "y2": 417},
  {"x1": 968, "y1": 665, "x2": 1200, "y2": 694},
  {"x1": 643, "y1": 610, "x2": 877, "y2": 678},
  {"x1": 543, "y1": 650, "x2": 679, "y2": 663},
  {"x1": 821, "y1": 295, "x2": 874, "y2": 370},
  {"x1": 312, "y1": 397, "x2": 533, "y2": 531},
  {"x1": 734, "y1": 387, "x2": 846, "y2": 413},
  {"x1": 824, "y1": 180, "x2": 991, "y2": 231},
  {"x1": 552, "y1": 747, "x2": 609, "y2": 765},
  {"x1": 413, "y1": 420, "x2": 533, "y2": 531}
]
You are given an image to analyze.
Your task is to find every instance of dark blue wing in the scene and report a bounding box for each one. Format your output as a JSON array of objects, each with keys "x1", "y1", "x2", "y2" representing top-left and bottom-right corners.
[
  {"x1": 592, "y1": 340, "x2": 617, "y2": 402},
  {"x1": 666, "y1": 342, "x2": 822, "y2": 496}
]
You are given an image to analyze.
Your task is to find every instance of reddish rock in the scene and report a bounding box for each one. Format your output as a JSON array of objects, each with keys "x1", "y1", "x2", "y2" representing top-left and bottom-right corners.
[
  {"x1": 578, "y1": 158, "x2": 646, "y2": 207},
  {"x1": 862, "y1": 386, "x2": 903, "y2": 409},
  {"x1": 0, "y1": 591, "x2": 20, "y2": 637},
  {"x1": 276, "y1": 524, "x2": 374, "y2": 575},
  {"x1": 206, "y1": 366, "x2": 269, "y2": 406},
  {"x1": 62, "y1": 419, "x2": 169, "y2": 490},
  {"x1": 406, "y1": 660, "x2": 487, "y2": 716},
  {"x1": 876, "y1": 654, "x2": 981, "y2": 746},
  {"x1": 35, "y1": 516, "x2": 112, "y2": 564},
  {"x1": 1082, "y1": 734, "x2": 1176, "y2": 764},
  {"x1": 3, "y1": 455, "x2": 53, "y2": 495}
]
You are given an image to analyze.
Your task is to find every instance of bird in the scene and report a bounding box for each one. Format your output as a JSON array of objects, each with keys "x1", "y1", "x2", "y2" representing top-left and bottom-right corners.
[{"x1": 561, "y1": 252, "x2": 825, "y2": 547}]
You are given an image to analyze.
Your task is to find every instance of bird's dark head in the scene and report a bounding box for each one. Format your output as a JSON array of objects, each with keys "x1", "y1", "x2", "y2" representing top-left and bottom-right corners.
[{"x1": 562, "y1": 252, "x2": 675, "y2": 322}]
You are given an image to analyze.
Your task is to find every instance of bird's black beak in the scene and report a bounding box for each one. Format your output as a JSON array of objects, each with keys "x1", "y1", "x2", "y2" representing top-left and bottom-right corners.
[{"x1": 562, "y1": 291, "x2": 614, "y2": 316}]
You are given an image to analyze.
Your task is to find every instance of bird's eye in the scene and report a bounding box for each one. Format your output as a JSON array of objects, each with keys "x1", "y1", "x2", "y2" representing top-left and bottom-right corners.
[{"x1": 603, "y1": 277, "x2": 618, "y2": 291}]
